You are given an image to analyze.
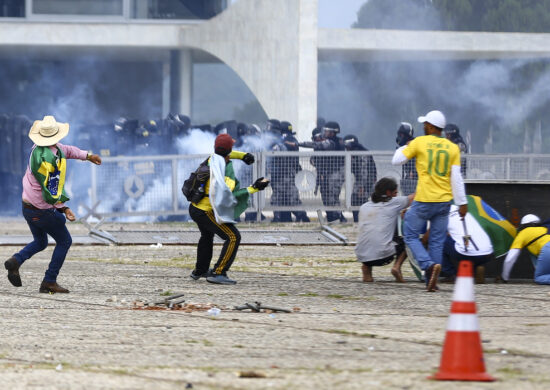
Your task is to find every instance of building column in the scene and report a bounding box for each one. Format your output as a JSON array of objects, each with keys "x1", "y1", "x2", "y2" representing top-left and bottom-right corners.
[
  {"x1": 161, "y1": 58, "x2": 170, "y2": 118},
  {"x1": 178, "y1": 49, "x2": 193, "y2": 116}
]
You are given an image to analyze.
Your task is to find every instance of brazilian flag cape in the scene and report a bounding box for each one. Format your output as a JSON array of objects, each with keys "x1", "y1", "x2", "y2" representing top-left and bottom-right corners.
[
  {"x1": 30, "y1": 145, "x2": 70, "y2": 205},
  {"x1": 466, "y1": 195, "x2": 516, "y2": 258}
]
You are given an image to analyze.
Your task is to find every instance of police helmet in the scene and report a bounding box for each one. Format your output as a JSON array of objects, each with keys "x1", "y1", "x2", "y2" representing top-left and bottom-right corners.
[
  {"x1": 396, "y1": 122, "x2": 414, "y2": 146},
  {"x1": 265, "y1": 119, "x2": 282, "y2": 133},
  {"x1": 144, "y1": 120, "x2": 158, "y2": 134},
  {"x1": 280, "y1": 121, "x2": 294, "y2": 134},
  {"x1": 248, "y1": 123, "x2": 261, "y2": 136},
  {"x1": 135, "y1": 125, "x2": 149, "y2": 138},
  {"x1": 343, "y1": 134, "x2": 358, "y2": 145},
  {"x1": 214, "y1": 121, "x2": 228, "y2": 135},
  {"x1": 237, "y1": 122, "x2": 248, "y2": 137},
  {"x1": 444, "y1": 123, "x2": 461, "y2": 141},
  {"x1": 312, "y1": 128, "x2": 322, "y2": 141},
  {"x1": 322, "y1": 121, "x2": 340, "y2": 136},
  {"x1": 175, "y1": 114, "x2": 190, "y2": 127}
]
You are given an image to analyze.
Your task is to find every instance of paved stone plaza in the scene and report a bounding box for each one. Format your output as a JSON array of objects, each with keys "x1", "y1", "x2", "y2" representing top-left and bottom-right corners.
[{"x1": 0, "y1": 221, "x2": 549, "y2": 389}]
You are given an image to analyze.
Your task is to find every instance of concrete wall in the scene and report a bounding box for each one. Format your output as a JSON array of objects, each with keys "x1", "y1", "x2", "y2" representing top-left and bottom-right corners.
[
  {"x1": 318, "y1": 29, "x2": 550, "y2": 62},
  {"x1": 180, "y1": 0, "x2": 318, "y2": 140}
]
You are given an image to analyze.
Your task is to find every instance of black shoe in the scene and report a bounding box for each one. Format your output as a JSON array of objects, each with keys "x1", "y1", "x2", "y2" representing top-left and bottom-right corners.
[
  {"x1": 206, "y1": 273, "x2": 237, "y2": 285},
  {"x1": 190, "y1": 269, "x2": 211, "y2": 280},
  {"x1": 425, "y1": 264, "x2": 441, "y2": 292},
  {"x1": 39, "y1": 281, "x2": 69, "y2": 294},
  {"x1": 5, "y1": 257, "x2": 22, "y2": 287}
]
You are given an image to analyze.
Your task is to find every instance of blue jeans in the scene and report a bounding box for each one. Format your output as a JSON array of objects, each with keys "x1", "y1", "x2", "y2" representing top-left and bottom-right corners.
[
  {"x1": 442, "y1": 236, "x2": 492, "y2": 276},
  {"x1": 14, "y1": 206, "x2": 72, "y2": 282},
  {"x1": 403, "y1": 201, "x2": 451, "y2": 271},
  {"x1": 534, "y1": 242, "x2": 550, "y2": 285}
]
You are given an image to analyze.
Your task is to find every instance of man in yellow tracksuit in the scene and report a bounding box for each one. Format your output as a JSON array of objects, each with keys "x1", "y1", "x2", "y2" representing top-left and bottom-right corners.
[{"x1": 189, "y1": 133, "x2": 269, "y2": 285}]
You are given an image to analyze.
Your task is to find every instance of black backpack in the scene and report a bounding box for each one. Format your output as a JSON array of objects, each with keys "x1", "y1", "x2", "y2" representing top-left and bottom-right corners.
[{"x1": 182, "y1": 158, "x2": 210, "y2": 203}]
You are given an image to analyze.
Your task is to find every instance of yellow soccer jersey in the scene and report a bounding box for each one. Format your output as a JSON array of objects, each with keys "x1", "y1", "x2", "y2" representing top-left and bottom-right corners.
[
  {"x1": 402, "y1": 135, "x2": 460, "y2": 202},
  {"x1": 511, "y1": 227, "x2": 550, "y2": 256}
]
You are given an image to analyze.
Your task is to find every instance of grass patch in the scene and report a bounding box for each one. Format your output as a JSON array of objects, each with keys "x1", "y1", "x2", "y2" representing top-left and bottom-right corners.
[
  {"x1": 496, "y1": 367, "x2": 523, "y2": 375},
  {"x1": 327, "y1": 294, "x2": 344, "y2": 299},
  {"x1": 301, "y1": 292, "x2": 318, "y2": 297},
  {"x1": 159, "y1": 290, "x2": 174, "y2": 296},
  {"x1": 277, "y1": 292, "x2": 289, "y2": 296}
]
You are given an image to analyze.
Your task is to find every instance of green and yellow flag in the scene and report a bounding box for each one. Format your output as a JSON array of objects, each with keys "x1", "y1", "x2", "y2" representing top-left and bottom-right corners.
[
  {"x1": 466, "y1": 195, "x2": 516, "y2": 258},
  {"x1": 30, "y1": 146, "x2": 69, "y2": 205}
]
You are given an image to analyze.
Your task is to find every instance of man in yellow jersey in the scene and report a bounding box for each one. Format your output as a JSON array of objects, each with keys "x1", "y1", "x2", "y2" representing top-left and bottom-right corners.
[
  {"x1": 392, "y1": 110, "x2": 467, "y2": 292},
  {"x1": 502, "y1": 214, "x2": 550, "y2": 284},
  {"x1": 189, "y1": 134, "x2": 269, "y2": 285}
]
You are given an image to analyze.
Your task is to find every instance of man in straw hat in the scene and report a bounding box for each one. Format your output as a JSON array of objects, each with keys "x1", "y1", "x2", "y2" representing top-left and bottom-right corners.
[{"x1": 4, "y1": 115, "x2": 101, "y2": 293}]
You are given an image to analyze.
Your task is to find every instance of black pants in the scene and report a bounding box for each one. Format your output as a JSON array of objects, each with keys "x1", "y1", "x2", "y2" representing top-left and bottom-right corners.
[{"x1": 189, "y1": 204, "x2": 241, "y2": 275}]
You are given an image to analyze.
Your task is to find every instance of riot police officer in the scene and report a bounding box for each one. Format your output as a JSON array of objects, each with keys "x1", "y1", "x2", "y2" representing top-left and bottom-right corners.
[
  {"x1": 273, "y1": 121, "x2": 309, "y2": 222},
  {"x1": 343, "y1": 134, "x2": 377, "y2": 222},
  {"x1": 300, "y1": 121, "x2": 346, "y2": 223},
  {"x1": 444, "y1": 123, "x2": 468, "y2": 176},
  {"x1": 396, "y1": 122, "x2": 417, "y2": 196},
  {"x1": 267, "y1": 119, "x2": 291, "y2": 222}
]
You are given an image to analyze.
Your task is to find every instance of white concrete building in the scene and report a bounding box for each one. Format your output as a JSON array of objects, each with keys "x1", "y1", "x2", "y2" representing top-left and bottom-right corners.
[{"x1": 2, "y1": 0, "x2": 550, "y2": 140}]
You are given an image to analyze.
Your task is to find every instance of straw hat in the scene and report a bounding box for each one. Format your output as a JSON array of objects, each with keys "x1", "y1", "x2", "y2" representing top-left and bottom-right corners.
[{"x1": 28, "y1": 115, "x2": 69, "y2": 146}]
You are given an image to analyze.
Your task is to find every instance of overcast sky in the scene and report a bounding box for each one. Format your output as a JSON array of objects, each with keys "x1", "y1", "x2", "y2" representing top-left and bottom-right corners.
[{"x1": 318, "y1": 0, "x2": 366, "y2": 28}]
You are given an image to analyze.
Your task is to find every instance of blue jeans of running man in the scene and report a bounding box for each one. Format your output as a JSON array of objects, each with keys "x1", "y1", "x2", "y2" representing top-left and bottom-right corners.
[
  {"x1": 534, "y1": 242, "x2": 550, "y2": 285},
  {"x1": 403, "y1": 201, "x2": 451, "y2": 271},
  {"x1": 13, "y1": 207, "x2": 72, "y2": 283}
]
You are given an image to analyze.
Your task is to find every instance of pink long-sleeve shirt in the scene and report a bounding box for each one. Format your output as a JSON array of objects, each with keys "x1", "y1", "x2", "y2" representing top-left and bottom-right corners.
[{"x1": 22, "y1": 143, "x2": 88, "y2": 210}]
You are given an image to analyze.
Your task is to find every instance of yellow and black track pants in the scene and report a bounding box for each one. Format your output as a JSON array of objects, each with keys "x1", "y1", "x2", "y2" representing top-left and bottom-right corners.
[{"x1": 189, "y1": 204, "x2": 241, "y2": 275}]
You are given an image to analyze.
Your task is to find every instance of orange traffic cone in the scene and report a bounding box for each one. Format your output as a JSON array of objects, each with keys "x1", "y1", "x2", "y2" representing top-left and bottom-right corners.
[{"x1": 429, "y1": 260, "x2": 495, "y2": 381}]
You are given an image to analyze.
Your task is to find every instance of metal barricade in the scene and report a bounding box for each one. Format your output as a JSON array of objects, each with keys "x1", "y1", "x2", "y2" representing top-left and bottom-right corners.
[{"x1": 78, "y1": 152, "x2": 550, "y2": 220}]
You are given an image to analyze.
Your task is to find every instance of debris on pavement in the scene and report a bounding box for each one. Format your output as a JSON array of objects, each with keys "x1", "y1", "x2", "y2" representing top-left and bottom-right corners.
[{"x1": 234, "y1": 301, "x2": 291, "y2": 313}]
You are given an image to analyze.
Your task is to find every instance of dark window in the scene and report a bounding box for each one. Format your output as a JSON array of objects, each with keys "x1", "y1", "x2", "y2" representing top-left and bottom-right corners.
[
  {"x1": 0, "y1": 0, "x2": 25, "y2": 17},
  {"x1": 33, "y1": 0, "x2": 123, "y2": 16},
  {"x1": 132, "y1": 0, "x2": 227, "y2": 20}
]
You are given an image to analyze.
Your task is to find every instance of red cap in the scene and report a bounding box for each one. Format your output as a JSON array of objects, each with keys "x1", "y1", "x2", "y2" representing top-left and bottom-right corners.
[{"x1": 214, "y1": 133, "x2": 235, "y2": 156}]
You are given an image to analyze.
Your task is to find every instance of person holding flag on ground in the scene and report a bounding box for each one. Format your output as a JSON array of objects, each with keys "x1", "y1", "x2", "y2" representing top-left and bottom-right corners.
[
  {"x1": 392, "y1": 110, "x2": 467, "y2": 292},
  {"x1": 502, "y1": 214, "x2": 550, "y2": 285},
  {"x1": 4, "y1": 115, "x2": 101, "y2": 293},
  {"x1": 441, "y1": 195, "x2": 516, "y2": 283}
]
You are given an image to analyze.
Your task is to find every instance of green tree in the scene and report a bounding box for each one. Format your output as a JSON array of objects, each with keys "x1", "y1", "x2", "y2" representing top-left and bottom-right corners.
[
  {"x1": 353, "y1": 0, "x2": 440, "y2": 30},
  {"x1": 354, "y1": 0, "x2": 550, "y2": 32}
]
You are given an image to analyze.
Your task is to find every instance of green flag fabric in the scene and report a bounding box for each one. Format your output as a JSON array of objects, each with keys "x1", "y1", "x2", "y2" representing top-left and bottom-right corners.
[
  {"x1": 30, "y1": 146, "x2": 70, "y2": 205},
  {"x1": 466, "y1": 195, "x2": 516, "y2": 258}
]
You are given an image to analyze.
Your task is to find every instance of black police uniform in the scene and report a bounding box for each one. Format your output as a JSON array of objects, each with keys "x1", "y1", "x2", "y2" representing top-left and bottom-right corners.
[{"x1": 343, "y1": 135, "x2": 377, "y2": 222}]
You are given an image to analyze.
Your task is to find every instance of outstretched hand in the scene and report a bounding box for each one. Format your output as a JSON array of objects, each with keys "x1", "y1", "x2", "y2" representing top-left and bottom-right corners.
[
  {"x1": 252, "y1": 177, "x2": 270, "y2": 191},
  {"x1": 88, "y1": 154, "x2": 102, "y2": 165}
]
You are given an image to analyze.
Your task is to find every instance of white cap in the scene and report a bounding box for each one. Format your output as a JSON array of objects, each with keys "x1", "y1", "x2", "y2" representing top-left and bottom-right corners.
[
  {"x1": 520, "y1": 214, "x2": 540, "y2": 225},
  {"x1": 417, "y1": 110, "x2": 446, "y2": 129}
]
